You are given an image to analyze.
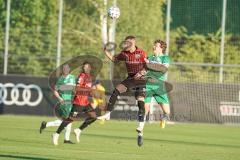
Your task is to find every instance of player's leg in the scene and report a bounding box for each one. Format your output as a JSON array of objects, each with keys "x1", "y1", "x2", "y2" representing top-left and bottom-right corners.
[
  {"x1": 52, "y1": 118, "x2": 72, "y2": 145},
  {"x1": 136, "y1": 97, "x2": 147, "y2": 133},
  {"x1": 135, "y1": 83, "x2": 147, "y2": 131},
  {"x1": 107, "y1": 83, "x2": 127, "y2": 111},
  {"x1": 47, "y1": 119, "x2": 62, "y2": 127},
  {"x1": 64, "y1": 123, "x2": 74, "y2": 144},
  {"x1": 155, "y1": 93, "x2": 170, "y2": 117},
  {"x1": 98, "y1": 79, "x2": 129, "y2": 120},
  {"x1": 40, "y1": 119, "x2": 62, "y2": 134},
  {"x1": 52, "y1": 102, "x2": 74, "y2": 145},
  {"x1": 74, "y1": 106, "x2": 97, "y2": 143},
  {"x1": 136, "y1": 97, "x2": 145, "y2": 147},
  {"x1": 136, "y1": 101, "x2": 150, "y2": 132},
  {"x1": 135, "y1": 86, "x2": 146, "y2": 147},
  {"x1": 55, "y1": 119, "x2": 72, "y2": 135},
  {"x1": 155, "y1": 94, "x2": 170, "y2": 128}
]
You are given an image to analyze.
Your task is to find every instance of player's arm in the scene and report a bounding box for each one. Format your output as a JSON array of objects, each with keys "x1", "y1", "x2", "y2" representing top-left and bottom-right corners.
[
  {"x1": 145, "y1": 58, "x2": 169, "y2": 73},
  {"x1": 103, "y1": 47, "x2": 126, "y2": 62},
  {"x1": 134, "y1": 50, "x2": 148, "y2": 79},
  {"x1": 103, "y1": 48, "x2": 116, "y2": 62},
  {"x1": 53, "y1": 87, "x2": 64, "y2": 105}
]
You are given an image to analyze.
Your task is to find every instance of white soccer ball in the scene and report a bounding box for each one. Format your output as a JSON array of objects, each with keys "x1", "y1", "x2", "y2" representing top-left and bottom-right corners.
[{"x1": 108, "y1": 6, "x2": 120, "y2": 19}]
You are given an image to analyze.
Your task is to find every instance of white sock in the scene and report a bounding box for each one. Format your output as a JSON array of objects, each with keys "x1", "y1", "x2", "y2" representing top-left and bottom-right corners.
[
  {"x1": 137, "y1": 122, "x2": 145, "y2": 131},
  {"x1": 64, "y1": 123, "x2": 72, "y2": 141},
  {"x1": 137, "y1": 115, "x2": 147, "y2": 131},
  {"x1": 75, "y1": 128, "x2": 81, "y2": 132},
  {"x1": 46, "y1": 119, "x2": 62, "y2": 127}
]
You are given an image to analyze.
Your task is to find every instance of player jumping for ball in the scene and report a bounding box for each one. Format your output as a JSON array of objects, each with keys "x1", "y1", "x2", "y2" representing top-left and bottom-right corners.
[
  {"x1": 139, "y1": 39, "x2": 171, "y2": 146},
  {"x1": 98, "y1": 35, "x2": 147, "y2": 147}
]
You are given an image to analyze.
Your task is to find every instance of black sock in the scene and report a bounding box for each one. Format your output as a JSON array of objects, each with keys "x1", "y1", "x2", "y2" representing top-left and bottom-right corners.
[
  {"x1": 79, "y1": 117, "x2": 97, "y2": 130},
  {"x1": 106, "y1": 89, "x2": 120, "y2": 111},
  {"x1": 137, "y1": 101, "x2": 145, "y2": 122},
  {"x1": 56, "y1": 120, "x2": 71, "y2": 134}
]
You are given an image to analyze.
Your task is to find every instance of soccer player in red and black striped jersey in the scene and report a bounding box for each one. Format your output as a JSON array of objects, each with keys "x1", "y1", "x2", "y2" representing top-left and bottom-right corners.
[{"x1": 98, "y1": 35, "x2": 147, "y2": 146}]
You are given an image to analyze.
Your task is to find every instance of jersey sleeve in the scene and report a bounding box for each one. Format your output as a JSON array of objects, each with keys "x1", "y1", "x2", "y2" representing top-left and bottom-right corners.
[
  {"x1": 114, "y1": 52, "x2": 125, "y2": 61},
  {"x1": 142, "y1": 50, "x2": 147, "y2": 60},
  {"x1": 162, "y1": 56, "x2": 170, "y2": 68},
  {"x1": 69, "y1": 75, "x2": 76, "y2": 84}
]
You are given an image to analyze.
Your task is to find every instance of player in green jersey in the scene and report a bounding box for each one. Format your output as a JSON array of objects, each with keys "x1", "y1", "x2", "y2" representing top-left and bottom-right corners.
[
  {"x1": 54, "y1": 64, "x2": 76, "y2": 119},
  {"x1": 40, "y1": 64, "x2": 76, "y2": 144},
  {"x1": 136, "y1": 39, "x2": 170, "y2": 146}
]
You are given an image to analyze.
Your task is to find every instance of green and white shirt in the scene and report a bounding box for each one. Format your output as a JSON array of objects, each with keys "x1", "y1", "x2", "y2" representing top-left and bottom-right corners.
[
  {"x1": 55, "y1": 74, "x2": 76, "y2": 101},
  {"x1": 146, "y1": 54, "x2": 170, "y2": 82}
]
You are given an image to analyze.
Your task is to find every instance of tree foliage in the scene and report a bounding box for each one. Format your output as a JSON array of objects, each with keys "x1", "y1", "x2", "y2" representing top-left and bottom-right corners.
[{"x1": 0, "y1": 0, "x2": 239, "y2": 82}]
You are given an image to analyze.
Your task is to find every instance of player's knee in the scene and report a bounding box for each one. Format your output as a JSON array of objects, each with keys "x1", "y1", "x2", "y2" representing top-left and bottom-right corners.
[
  {"x1": 87, "y1": 117, "x2": 97, "y2": 123},
  {"x1": 116, "y1": 84, "x2": 127, "y2": 93},
  {"x1": 113, "y1": 88, "x2": 120, "y2": 96},
  {"x1": 136, "y1": 96, "x2": 144, "y2": 101},
  {"x1": 89, "y1": 110, "x2": 97, "y2": 118}
]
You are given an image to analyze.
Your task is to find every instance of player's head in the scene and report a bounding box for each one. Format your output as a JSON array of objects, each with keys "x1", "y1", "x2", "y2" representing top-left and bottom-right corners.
[
  {"x1": 124, "y1": 35, "x2": 136, "y2": 51},
  {"x1": 82, "y1": 61, "x2": 92, "y2": 74},
  {"x1": 153, "y1": 39, "x2": 167, "y2": 54},
  {"x1": 62, "y1": 64, "x2": 70, "y2": 75}
]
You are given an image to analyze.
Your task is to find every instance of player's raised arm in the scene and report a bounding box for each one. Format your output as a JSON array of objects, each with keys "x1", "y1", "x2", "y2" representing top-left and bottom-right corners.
[{"x1": 103, "y1": 47, "x2": 116, "y2": 62}]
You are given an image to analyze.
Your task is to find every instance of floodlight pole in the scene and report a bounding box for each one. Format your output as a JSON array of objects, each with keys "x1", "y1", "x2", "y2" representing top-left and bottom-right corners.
[
  {"x1": 108, "y1": 0, "x2": 117, "y2": 89},
  {"x1": 101, "y1": 0, "x2": 108, "y2": 47},
  {"x1": 165, "y1": 0, "x2": 171, "y2": 81},
  {"x1": 3, "y1": 0, "x2": 11, "y2": 75},
  {"x1": 56, "y1": 0, "x2": 63, "y2": 68},
  {"x1": 219, "y1": 0, "x2": 227, "y2": 83},
  {"x1": 165, "y1": 0, "x2": 171, "y2": 55}
]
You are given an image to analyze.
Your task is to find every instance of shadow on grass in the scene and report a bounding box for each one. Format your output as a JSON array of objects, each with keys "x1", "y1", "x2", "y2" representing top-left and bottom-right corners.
[
  {"x1": 0, "y1": 154, "x2": 55, "y2": 160},
  {"x1": 85, "y1": 133, "x2": 240, "y2": 149}
]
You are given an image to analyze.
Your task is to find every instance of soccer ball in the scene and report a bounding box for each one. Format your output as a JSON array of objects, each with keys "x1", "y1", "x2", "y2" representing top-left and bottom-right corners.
[{"x1": 108, "y1": 6, "x2": 120, "y2": 19}]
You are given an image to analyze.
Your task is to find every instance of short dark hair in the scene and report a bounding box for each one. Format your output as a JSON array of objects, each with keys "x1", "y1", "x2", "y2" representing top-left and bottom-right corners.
[
  {"x1": 154, "y1": 39, "x2": 167, "y2": 53},
  {"x1": 82, "y1": 61, "x2": 91, "y2": 72},
  {"x1": 125, "y1": 35, "x2": 136, "y2": 40},
  {"x1": 82, "y1": 61, "x2": 90, "y2": 66}
]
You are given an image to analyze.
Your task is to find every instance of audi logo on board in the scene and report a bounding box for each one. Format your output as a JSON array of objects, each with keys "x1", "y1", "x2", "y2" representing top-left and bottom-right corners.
[{"x1": 0, "y1": 83, "x2": 43, "y2": 107}]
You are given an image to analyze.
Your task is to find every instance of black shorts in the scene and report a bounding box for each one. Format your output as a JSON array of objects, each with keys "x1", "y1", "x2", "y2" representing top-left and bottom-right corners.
[
  {"x1": 69, "y1": 104, "x2": 95, "y2": 119},
  {"x1": 71, "y1": 104, "x2": 95, "y2": 113},
  {"x1": 120, "y1": 76, "x2": 146, "y2": 99}
]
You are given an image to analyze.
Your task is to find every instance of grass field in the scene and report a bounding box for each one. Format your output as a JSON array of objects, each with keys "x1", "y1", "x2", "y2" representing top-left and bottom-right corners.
[{"x1": 0, "y1": 115, "x2": 240, "y2": 160}]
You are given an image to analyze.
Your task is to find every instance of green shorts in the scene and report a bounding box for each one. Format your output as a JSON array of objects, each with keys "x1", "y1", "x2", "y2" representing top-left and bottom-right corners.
[
  {"x1": 144, "y1": 82, "x2": 169, "y2": 104},
  {"x1": 55, "y1": 102, "x2": 73, "y2": 119}
]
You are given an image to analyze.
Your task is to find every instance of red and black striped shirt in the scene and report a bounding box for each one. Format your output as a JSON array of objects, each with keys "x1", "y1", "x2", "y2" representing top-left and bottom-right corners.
[{"x1": 114, "y1": 47, "x2": 147, "y2": 77}]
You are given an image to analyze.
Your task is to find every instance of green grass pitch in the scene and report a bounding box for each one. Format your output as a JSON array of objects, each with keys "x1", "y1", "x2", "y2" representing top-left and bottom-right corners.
[{"x1": 0, "y1": 115, "x2": 240, "y2": 160}]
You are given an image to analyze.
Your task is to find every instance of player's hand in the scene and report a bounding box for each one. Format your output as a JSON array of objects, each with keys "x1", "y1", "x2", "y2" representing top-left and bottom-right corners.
[
  {"x1": 58, "y1": 98, "x2": 64, "y2": 105},
  {"x1": 134, "y1": 73, "x2": 142, "y2": 80},
  {"x1": 134, "y1": 69, "x2": 146, "y2": 80},
  {"x1": 144, "y1": 58, "x2": 150, "y2": 63}
]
